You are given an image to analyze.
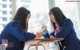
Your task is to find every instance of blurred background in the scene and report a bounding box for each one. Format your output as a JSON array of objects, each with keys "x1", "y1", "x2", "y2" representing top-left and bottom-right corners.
[{"x1": 0, "y1": 0, "x2": 80, "y2": 38}]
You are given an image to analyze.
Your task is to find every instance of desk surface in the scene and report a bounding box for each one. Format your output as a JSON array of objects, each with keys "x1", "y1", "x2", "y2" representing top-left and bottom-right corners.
[
  {"x1": 25, "y1": 38, "x2": 63, "y2": 45},
  {"x1": 33, "y1": 38, "x2": 64, "y2": 41}
]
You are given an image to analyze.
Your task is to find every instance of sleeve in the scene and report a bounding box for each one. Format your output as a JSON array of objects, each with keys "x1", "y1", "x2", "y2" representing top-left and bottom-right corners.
[
  {"x1": 0, "y1": 36, "x2": 1, "y2": 44},
  {"x1": 9, "y1": 22, "x2": 36, "y2": 42},
  {"x1": 42, "y1": 29, "x2": 50, "y2": 38},
  {"x1": 50, "y1": 32, "x2": 55, "y2": 37},
  {"x1": 55, "y1": 19, "x2": 73, "y2": 38}
]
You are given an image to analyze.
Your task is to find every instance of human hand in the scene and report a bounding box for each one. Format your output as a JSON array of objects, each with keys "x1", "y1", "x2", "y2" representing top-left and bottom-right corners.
[
  {"x1": 50, "y1": 35, "x2": 55, "y2": 39},
  {"x1": 35, "y1": 32, "x2": 43, "y2": 39},
  {"x1": 41, "y1": 26, "x2": 47, "y2": 32}
]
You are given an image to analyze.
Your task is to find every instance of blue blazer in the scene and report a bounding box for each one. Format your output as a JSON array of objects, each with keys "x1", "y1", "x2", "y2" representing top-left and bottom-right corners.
[
  {"x1": 43, "y1": 19, "x2": 80, "y2": 50},
  {"x1": 0, "y1": 36, "x2": 1, "y2": 44},
  {"x1": 0, "y1": 20, "x2": 36, "y2": 50}
]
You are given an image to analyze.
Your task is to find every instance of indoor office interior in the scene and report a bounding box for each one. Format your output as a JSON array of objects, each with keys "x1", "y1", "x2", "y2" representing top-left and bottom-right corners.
[{"x1": 0, "y1": 0, "x2": 80, "y2": 50}]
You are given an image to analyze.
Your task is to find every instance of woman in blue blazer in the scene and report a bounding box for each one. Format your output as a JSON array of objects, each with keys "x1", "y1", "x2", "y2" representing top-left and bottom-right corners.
[
  {"x1": 0, "y1": 7, "x2": 41, "y2": 50},
  {"x1": 43, "y1": 7, "x2": 80, "y2": 50}
]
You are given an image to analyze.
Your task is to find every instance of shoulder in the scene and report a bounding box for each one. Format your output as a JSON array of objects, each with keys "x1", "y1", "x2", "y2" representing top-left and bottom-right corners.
[
  {"x1": 8, "y1": 20, "x2": 19, "y2": 27},
  {"x1": 9, "y1": 20, "x2": 19, "y2": 25},
  {"x1": 64, "y1": 18, "x2": 73, "y2": 24},
  {"x1": 0, "y1": 37, "x2": 1, "y2": 44},
  {"x1": 62, "y1": 18, "x2": 73, "y2": 26},
  {"x1": 64, "y1": 18, "x2": 72, "y2": 23}
]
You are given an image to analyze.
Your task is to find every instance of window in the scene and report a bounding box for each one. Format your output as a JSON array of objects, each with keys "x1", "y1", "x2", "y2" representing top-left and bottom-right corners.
[
  {"x1": 2, "y1": 4, "x2": 7, "y2": 8},
  {"x1": 2, "y1": 24, "x2": 6, "y2": 27},
  {"x1": 2, "y1": 17, "x2": 7, "y2": 21},
  {"x1": 10, "y1": 11, "x2": 12, "y2": 14},
  {"x1": 2, "y1": 24, "x2": 6, "y2": 28},
  {"x1": 0, "y1": 25, "x2": 3, "y2": 31},
  {"x1": 2, "y1": 11, "x2": 7, "y2": 15},
  {"x1": 0, "y1": 18, "x2": 2, "y2": 22},
  {"x1": 2, "y1": 0, "x2": 7, "y2": 2},
  {"x1": 10, "y1": 4, "x2": 12, "y2": 8},
  {"x1": 20, "y1": 0, "x2": 31, "y2": 3},
  {"x1": 9, "y1": 0, "x2": 12, "y2": 2},
  {"x1": 10, "y1": 17, "x2": 12, "y2": 20}
]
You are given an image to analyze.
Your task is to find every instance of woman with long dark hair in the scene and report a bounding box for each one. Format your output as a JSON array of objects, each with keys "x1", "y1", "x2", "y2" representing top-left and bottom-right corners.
[
  {"x1": 43, "y1": 7, "x2": 80, "y2": 50},
  {"x1": 0, "y1": 7, "x2": 41, "y2": 50}
]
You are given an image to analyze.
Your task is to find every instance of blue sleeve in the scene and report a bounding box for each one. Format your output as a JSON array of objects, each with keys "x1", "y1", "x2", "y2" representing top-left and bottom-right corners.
[
  {"x1": 42, "y1": 29, "x2": 50, "y2": 38},
  {"x1": 9, "y1": 22, "x2": 36, "y2": 42},
  {"x1": 0, "y1": 36, "x2": 1, "y2": 44},
  {"x1": 50, "y1": 32, "x2": 55, "y2": 37},
  {"x1": 55, "y1": 19, "x2": 73, "y2": 38}
]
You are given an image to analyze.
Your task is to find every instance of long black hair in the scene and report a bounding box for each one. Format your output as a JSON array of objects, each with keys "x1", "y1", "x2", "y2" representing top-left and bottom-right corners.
[
  {"x1": 49, "y1": 7, "x2": 66, "y2": 29},
  {"x1": 12, "y1": 7, "x2": 30, "y2": 30}
]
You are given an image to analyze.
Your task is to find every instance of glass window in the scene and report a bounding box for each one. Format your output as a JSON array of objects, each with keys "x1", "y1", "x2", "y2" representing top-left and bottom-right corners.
[
  {"x1": 2, "y1": 0, "x2": 7, "y2": 2},
  {"x1": 0, "y1": 18, "x2": 2, "y2": 22},
  {"x1": 2, "y1": 4, "x2": 7, "y2": 8},
  {"x1": 2, "y1": 11, "x2": 7, "y2": 15},
  {"x1": 10, "y1": 11, "x2": 12, "y2": 14},
  {"x1": 2, "y1": 24, "x2": 6, "y2": 27},
  {"x1": 0, "y1": 25, "x2": 3, "y2": 31},
  {"x1": 9, "y1": 0, "x2": 12, "y2": 2},
  {"x1": 10, "y1": 17, "x2": 12, "y2": 20},
  {"x1": 20, "y1": 0, "x2": 31, "y2": 3},
  {"x1": 10, "y1": 4, "x2": 12, "y2": 8},
  {"x1": 2, "y1": 17, "x2": 7, "y2": 21}
]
